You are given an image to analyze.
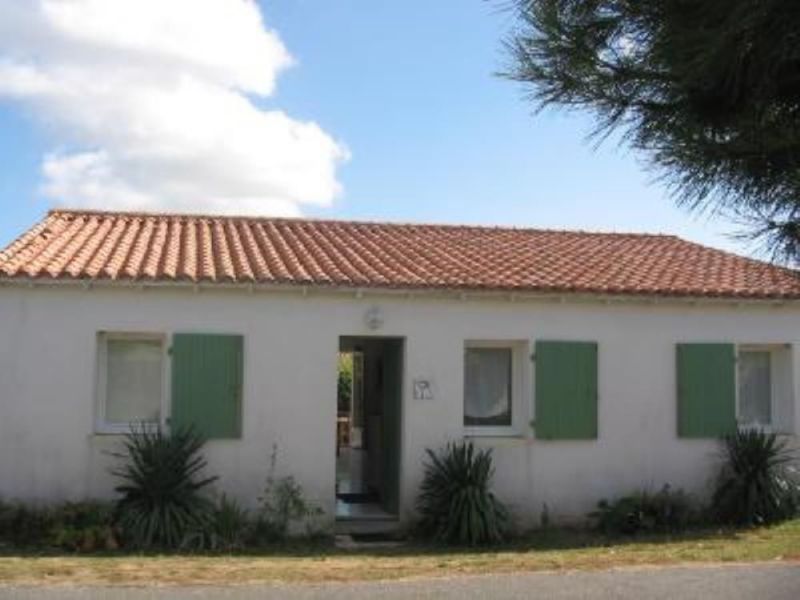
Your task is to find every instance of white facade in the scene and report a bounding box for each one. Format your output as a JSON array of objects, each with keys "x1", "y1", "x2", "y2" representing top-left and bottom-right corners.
[{"x1": 1, "y1": 283, "x2": 799, "y2": 528}]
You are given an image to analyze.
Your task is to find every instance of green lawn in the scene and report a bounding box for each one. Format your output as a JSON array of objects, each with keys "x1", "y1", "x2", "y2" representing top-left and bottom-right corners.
[{"x1": 1, "y1": 519, "x2": 798, "y2": 586}]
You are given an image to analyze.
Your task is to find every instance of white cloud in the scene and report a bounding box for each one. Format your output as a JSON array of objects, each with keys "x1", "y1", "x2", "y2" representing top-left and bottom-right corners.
[{"x1": 0, "y1": 0, "x2": 348, "y2": 215}]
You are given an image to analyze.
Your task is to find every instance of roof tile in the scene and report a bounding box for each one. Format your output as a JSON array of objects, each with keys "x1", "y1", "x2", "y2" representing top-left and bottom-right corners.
[{"x1": 1, "y1": 209, "x2": 799, "y2": 300}]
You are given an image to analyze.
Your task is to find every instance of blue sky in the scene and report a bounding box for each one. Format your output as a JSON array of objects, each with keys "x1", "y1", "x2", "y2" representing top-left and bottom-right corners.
[{"x1": 0, "y1": 1, "x2": 745, "y2": 255}]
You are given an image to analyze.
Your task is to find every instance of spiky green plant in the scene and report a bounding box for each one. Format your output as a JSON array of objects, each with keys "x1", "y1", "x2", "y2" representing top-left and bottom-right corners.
[
  {"x1": 183, "y1": 494, "x2": 251, "y2": 551},
  {"x1": 711, "y1": 429, "x2": 800, "y2": 526},
  {"x1": 111, "y1": 426, "x2": 218, "y2": 549},
  {"x1": 417, "y1": 441, "x2": 508, "y2": 545}
]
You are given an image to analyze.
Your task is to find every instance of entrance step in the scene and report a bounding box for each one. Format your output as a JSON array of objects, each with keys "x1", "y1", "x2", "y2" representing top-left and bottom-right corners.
[
  {"x1": 336, "y1": 499, "x2": 396, "y2": 521},
  {"x1": 335, "y1": 518, "x2": 401, "y2": 536},
  {"x1": 335, "y1": 533, "x2": 406, "y2": 550}
]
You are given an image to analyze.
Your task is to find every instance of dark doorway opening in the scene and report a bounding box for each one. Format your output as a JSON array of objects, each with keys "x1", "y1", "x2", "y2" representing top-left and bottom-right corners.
[{"x1": 336, "y1": 336, "x2": 403, "y2": 521}]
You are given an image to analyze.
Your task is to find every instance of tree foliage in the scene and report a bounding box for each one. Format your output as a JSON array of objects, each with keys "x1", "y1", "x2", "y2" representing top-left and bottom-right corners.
[
  {"x1": 504, "y1": 0, "x2": 800, "y2": 263},
  {"x1": 337, "y1": 353, "x2": 353, "y2": 414}
]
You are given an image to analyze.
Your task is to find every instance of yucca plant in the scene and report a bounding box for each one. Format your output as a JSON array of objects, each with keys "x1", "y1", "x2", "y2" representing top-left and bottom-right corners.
[
  {"x1": 417, "y1": 441, "x2": 508, "y2": 545},
  {"x1": 711, "y1": 429, "x2": 800, "y2": 526},
  {"x1": 111, "y1": 425, "x2": 218, "y2": 549}
]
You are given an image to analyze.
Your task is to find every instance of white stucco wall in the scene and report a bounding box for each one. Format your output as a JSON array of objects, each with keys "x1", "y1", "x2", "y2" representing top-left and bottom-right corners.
[{"x1": 1, "y1": 284, "x2": 799, "y2": 529}]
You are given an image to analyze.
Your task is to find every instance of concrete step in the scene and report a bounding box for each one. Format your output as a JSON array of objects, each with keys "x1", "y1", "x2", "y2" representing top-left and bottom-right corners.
[
  {"x1": 334, "y1": 533, "x2": 406, "y2": 550},
  {"x1": 335, "y1": 518, "x2": 401, "y2": 536}
]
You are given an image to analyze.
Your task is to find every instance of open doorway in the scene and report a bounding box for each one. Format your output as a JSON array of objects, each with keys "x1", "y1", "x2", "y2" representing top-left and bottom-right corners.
[{"x1": 336, "y1": 336, "x2": 403, "y2": 521}]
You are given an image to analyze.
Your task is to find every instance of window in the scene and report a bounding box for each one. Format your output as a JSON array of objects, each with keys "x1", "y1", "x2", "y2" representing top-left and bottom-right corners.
[
  {"x1": 738, "y1": 349, "x2": 772, "y2": 427},
  {"x1": 464, "y1": 347, "x2": 512, "y2": 428},
  {"x1": 676, "y1": 343, "x2": 794, "y2": 437},
  {"x1": 97, "y1": 334, "x2": 164, "y2": 432}
]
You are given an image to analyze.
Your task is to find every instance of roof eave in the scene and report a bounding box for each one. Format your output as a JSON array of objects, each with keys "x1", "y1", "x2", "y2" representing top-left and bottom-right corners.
[{"x1": 1, "y1": 275, "x2": 798, "y2": 307}]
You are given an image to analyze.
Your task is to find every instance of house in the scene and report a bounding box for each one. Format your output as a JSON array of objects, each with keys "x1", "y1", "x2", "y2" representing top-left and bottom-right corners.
[{"x1": 1, "y1": 208, "x2": 799, "y2": 530}]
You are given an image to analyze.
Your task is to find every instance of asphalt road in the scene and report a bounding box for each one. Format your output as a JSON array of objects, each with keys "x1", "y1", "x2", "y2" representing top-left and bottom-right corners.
[{"x1": 1, "y1": 562, "x2": 798, "y2": 599}]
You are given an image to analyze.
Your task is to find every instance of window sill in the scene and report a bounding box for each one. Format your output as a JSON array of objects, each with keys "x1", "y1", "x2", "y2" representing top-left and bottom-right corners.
[
  {"x1": 94, "y1": 422, "x2": 160, "y2": 436},
  {"x1": 738, "y1": 424, "x2": 796, "y2": 436},
  {"x1": 463, "y1": 428, "x2": 528, "y2": 440},
  {"x1": 737, "y1": 422, "x2": 776, "y2": 433},
  {"x1": 463, "y1": 433, "x2": 532, "y2": 447},
  {"x1": 91, "y1": 430, "x2": 128, "y2": 437}
]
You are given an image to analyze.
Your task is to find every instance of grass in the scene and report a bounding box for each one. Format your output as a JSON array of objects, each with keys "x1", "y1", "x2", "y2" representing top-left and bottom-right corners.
[{"x1": 0, "y1": 519, "x2": 798, "y2": 586}]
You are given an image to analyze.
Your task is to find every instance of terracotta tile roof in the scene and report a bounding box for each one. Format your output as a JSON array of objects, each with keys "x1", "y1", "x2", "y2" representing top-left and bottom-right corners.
[{"x1": 1, "y1": 209, "x2": 799, "y2": 300}]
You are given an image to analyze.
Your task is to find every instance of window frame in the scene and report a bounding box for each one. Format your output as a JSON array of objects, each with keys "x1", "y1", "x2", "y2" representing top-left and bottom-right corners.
[
  {"x1": 95, "y1": 331, "x2": 168, "y2": 435},
  {"x1": 462, "y1": 340, "x2": 527, "y2": 437},
  {"x1": 735, "y1": 344, "x2": 778, "y2": 432}
]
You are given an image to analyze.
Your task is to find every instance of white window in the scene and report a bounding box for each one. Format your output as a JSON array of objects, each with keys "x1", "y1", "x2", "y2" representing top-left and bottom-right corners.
[
  {"x1": 97, "y1": 333, "x2": 165, "y2": 433},
  {"x1": 737, "y1": 349, "x2": 772, "y2": 428},
  {"x1": 464, "y1": 346, "x2": 513, "y2": 429}
]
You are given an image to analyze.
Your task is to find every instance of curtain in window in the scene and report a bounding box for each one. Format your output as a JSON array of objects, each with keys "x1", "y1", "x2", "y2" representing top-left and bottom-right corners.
[
  {"x1": 738, "y1": 350, "x2": 771, "y2": 426},
  {"x1": 464, "y1": 348, "x2": 512, "y2": 426},
  {"x1": 106, "y1": 339, "x2": 162, "y2": 423}
]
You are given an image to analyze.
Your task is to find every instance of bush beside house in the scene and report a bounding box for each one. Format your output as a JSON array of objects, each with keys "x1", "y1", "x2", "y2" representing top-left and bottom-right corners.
[
  {"x1": 112, "y1": 426, "x2": 218, "y2": 549},
  {"x1": 711, "y1": 429, "x2": 800, "y2": 526},
  {"x1": 412, "y1": 433, "x2": 799, "y2": 544},
  {"x1": 416, "y1": 441, "x2": 509, "y2": 545},
  {"x1": 590, "y1": 485, "x2": 697, "y2": 535},
  {"x1": 589, "y1": 430, "x2": 800, "y2": 536},
  {"x1": 1, "y1": 429, "x2": 798, "y2": 552},
  {"x1": 0, "y1": 500, "x2": 118, "y2": 551},
  {"x1": 1, "y1": 428, "x2": 324, "y2": 552}
]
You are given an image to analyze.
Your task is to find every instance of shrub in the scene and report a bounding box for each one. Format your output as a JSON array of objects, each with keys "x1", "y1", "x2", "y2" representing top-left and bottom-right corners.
[
  {"x1": 0, "y1": 501, "x2": 56, "y2": 548},
  {"x1": 711, "y1": 429, "x2": 800, "y2": 526},
  {"x1": 210, "y1": 494, "x2": 251, "y2": 550},
  {"x1": 111, "y1": 426, "x2": 218, "y2": 549},
  {"x1": 0, "y1": 500, "x2": 117, "y2": 551},
  {"x1": 50, "y1": 501, "x2": 118, "y2": 552},
  {"x1": 591, "y1": 485, "x2": 696, "y2": 535},
  {"x1": 416, "y1": 441, "x2": 508, "y2": 545},
  {"x1": 251, "y1": 445, "x2": 324, "y2": 544},
  {"x1": 183, "y1": 494, "x2": 251, "y2": 552}
]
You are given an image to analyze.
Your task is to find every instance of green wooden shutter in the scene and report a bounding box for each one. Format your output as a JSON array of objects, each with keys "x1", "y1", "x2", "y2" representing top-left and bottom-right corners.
[
  {"x1": 535, "y1": 341, "x2": 598, "y2": 440},
  {"x1": 171, "y1": 333, "x2": 243, "y2": 439},
  {"x1": 676, "y1": 343, "x2": 736, "y2": 438}
]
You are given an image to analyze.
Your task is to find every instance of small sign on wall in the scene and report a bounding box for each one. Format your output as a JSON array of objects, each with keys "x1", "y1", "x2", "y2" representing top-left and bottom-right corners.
[{"x1": 413, "y1": 378, "x2": 434, "y2": 400}]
